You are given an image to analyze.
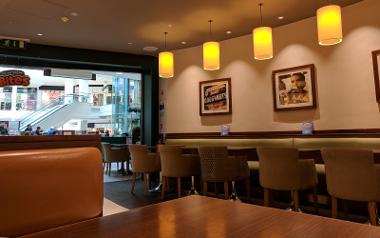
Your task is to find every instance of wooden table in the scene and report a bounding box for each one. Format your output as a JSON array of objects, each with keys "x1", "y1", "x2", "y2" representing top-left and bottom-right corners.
[{"x1": 21, "y1": 196, "x2": 380, "y2": 238}]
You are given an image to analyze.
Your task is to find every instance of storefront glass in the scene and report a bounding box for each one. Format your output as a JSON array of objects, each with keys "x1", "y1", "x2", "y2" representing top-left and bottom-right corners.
[{"x1": 0, "y1": 66, "x2": 142, "y2": 136}]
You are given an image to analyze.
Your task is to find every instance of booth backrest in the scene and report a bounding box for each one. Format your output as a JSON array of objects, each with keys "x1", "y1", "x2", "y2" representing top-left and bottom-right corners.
[
  {"x1": 0, "y1": 147, "x2": 103, "y2": 237},
  {"x1": 166, "y1": 138, "x2": 380, "y2": 150},
  {"x1": 165, "y1": 138, "x2": 294, "y2": 148},
  {"x1": 293, "y1": 138, "x2": 380, "y2": 150}
]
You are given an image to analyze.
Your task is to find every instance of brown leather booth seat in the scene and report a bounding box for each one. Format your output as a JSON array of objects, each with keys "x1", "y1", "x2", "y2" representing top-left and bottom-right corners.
[{"x1": 0, "y1": 147, "x2": 103, "y2": 237}]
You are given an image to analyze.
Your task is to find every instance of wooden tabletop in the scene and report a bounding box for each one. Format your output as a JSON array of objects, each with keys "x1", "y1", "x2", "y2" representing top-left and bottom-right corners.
[{"x1": 21, "y1": 195, "x2": 380, "y2": 238}]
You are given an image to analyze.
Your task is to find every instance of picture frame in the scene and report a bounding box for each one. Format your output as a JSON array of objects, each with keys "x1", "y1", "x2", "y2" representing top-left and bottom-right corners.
[
  {"x1": 272, "y1": 64, "x2": 316, "y2": 111},
  {"x1": 372, "y1": 50, "x2": 380, "y2": 103},
  {"x1": 199, "y1": 78, "x2": 232, "y2": 116}
]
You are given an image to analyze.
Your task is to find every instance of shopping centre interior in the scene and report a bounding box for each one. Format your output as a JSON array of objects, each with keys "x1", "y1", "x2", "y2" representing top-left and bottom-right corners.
[{"x1": 0, "y1": 67, "x2": 142, "y2": 136}]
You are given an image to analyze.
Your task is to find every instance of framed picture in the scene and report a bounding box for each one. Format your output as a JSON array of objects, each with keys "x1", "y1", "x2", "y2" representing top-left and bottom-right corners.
[
  {"x1": 272, "y1": 64, "x2": 316, "y2": 111},
  {"x1": 199, "y1": 78, "x2": 232, "y2": 116},
  {"x1": 372, "y1": 50, "x2": 380, "y2": 102}
]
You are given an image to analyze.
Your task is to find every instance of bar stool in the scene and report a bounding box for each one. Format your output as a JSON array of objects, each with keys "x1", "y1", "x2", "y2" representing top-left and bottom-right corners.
[
  {"x1": 321, "y1": 148, "x2": 380, "y2": 225},
  {"x1": 198, "y1": 146, "x2": 250, "y2": 201},
  {"x1": 129, "y1": 144, "x2": 161, "y2": 195},
  {"x1": 158, "y1": 145, "x2": 201, "y2": 198},
  {"x1": 257, "y1": 147, "x2": 318, "y2": 212}
]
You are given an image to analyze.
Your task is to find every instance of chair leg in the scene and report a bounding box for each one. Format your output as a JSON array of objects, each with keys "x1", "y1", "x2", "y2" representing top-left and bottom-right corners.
[
  {"x1": 331, "y1": 196, "x2": 338, "y2": 219},
  {"x1": 161, "y1": 176, "x2": 166, "y2": 199},
  {"x1": 312, "y1": 186, "x2": 319, "y2": 214},
  {"x1": 108, "y1": 163, "x2": 111, "y2": 176},
  {"x1": 292, "y1": 190, "x2": 300, "y2": 212},
  {"x1": 177, "y1": 177, "x2": 181, "y2": 197},
  {"x1": 245, "y1": 178, "x2": 251, "y2": 202},
  {"x1": 214, "y1": 183, "x2": 218, "y2": 197},
  {"x1": 224, "y1": 181, "x2": 229, "y2": 200},
  {"x1": 343, "y1": 200, "x2": 349, "y2": 219},
  {"x1": 143, "y1": 173, "x2": 148, "y2": 195},
  {"x1": 368, "y1": 201, "x2": 378, "y2": 226},
  {"x1": 131, "y1": 173, "x2": 136, "y2": 194},
  {"x1": 264, "y1": 188, "x2": 270, "y2": 207},
  {"x1": 203, "y1": 181, "x2": 208, "y2": 196},
  {"x1": 166, "y1": 177, "x2": 170, "y2": 192}
]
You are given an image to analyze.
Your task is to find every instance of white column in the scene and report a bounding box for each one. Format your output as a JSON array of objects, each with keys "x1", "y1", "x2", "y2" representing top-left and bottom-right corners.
[
  {"x1": 78, "y1": 80, "x2": 89, "y2": 102},
  {"x1": 64, "y1": 79, "x2": 74, "y2": 104},
  {"x1": 11, "y1": 86, "x2": 17, "y2": 113}
]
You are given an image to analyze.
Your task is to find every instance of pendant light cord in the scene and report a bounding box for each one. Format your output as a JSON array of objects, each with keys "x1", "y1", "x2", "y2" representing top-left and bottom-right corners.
[
  {"x1": 259, "y1": 3, "x2": 263, "y2": 25},
  {"x1": 208, "y1": 20, "x2": 213, "y2": 40},
  {"x1": 164, "y1": 32, "x2": 168, "y2": 50}
]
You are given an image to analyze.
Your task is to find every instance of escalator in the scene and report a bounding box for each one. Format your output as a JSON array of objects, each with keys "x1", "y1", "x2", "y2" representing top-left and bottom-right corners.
[{"x1": 19, "y1": 94, "x2": 90, "y2": 131}]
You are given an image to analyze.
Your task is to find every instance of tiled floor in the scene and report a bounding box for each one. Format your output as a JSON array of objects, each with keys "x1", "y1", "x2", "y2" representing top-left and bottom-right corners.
[
  {"x1": 103, "y1": 198, "x2": 129, "y2": 216},
  {"x1": 103, "y1": 163, "x2": 132, "y2": 183}
]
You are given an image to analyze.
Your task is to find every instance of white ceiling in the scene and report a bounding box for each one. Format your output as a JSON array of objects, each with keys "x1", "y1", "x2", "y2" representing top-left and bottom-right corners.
[{"x1": 0, "y1": 0, "x2": 363, "y2": 55}]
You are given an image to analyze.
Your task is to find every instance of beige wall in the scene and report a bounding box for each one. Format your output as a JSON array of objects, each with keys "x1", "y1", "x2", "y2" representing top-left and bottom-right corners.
[{"x1": 162, "y1": 0, "x2": 380, "y2": 133}]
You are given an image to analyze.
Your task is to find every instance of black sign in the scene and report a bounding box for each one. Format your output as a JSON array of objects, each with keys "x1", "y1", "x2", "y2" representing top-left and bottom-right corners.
[{"x1": 0, "y1": 39, "x2": 26, "y2": 50}]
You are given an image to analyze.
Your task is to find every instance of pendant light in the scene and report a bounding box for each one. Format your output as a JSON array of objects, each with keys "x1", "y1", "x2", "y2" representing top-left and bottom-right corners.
[
  {"x1": 203, "y1": 20, "x2": 220, "y2": 71},
  {"x1": 159, "y1": 32, "x2": 174, "y2": 78},
  {"x1": 317, "y1": 3, "x2": 343, "y2": 46},
  {"x1": 253, "y1": 3, "x2": 273, "y2": 60}
]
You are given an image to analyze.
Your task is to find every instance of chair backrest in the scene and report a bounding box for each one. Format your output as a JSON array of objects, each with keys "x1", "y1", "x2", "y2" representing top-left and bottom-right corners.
[
  {"x1": 129, "y1": 144, "x2": 159, "y2": 173},
  {"x1": 0, "y1": 147, "x2": 103, "y2": 237},
  {"x1": 101, "y1": 142, "x2": 111, "y2": 162},
  {"x1": 257, "y1": 147, "x2": 301, "y2": 190},
  {"x1": 158, "y1": 145, "x2": 184, "y2": 177},
  {"x1": 101, "y1": 142, "x2": 129, "y2": 163},
  {"x1": 198, "y1": 146, "x2": 235, "y2": 181},
  {"x1": 321, "y1": 148, "x2": 377, "y2": 201}
]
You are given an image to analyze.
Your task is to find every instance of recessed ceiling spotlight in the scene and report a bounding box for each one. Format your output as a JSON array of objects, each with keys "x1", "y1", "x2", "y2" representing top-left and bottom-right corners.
[
  {"x1": 127, "y1": 42, "x2": 133, "y2": 45},
  {"x1": 226, "y1": 30, "x2": 232, "y2": 34},
  {"x1": 142, "y1": 46, "x2": 158, "y2": 52},
  {"x1": 181, "y1": 41, "x2": 187, "y2": 45},
  {"x1": 61, "y1": 16, "x2": 70, "y2": 23},
  {"x1": 278, "y1": 16, "x2": 284, "y2": 20},
  {"x1": 71, "y1": 12, "x2": 79, "y2": 17},
  {"x1": 37, "y1": 33, "x2": 43, "y2": 36}
]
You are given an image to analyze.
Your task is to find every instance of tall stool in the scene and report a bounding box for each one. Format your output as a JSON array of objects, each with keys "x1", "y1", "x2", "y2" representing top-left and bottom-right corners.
[
  {"x1": 158, "y1": 145, "x2": 200, "y2": 198},
  {"x1": 129, "y1": 144, "x2": 161, "y2": 195},
  {"x1": 321, "y1": 148, "x2": 380, "y2": 225},
  {"x1": 198, "y1": 146, "x2": 250, "y2": 201},
  {"x1": 257, "y1": 147, "x2": 318, "y2": 212}
]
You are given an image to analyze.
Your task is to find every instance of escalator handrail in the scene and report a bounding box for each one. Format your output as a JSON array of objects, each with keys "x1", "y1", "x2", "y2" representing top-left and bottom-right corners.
[{"x1": 19, "y1": 93, "x2": 90, "y2": 129}]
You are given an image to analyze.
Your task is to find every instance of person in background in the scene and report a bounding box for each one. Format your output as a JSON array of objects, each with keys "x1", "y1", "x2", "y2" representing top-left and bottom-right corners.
[
  {"x1": 24, "y1": 124, "x2": 33, "y2": 135},
  {"x1": 131, "y1": 127, "x2": 141, "y2": 144},
  {"x1": 47, "y1": 127, "x2": 57, "y2": 135},
  {"x1": 104, "y1": 130, "x2": 110, "y2": 136},
  {"x1": 35, "y1": 126, "x2": 43, "y2": 135},
  {"x1": 0, "y1": 125, "x2": 8, "y2": 135}
]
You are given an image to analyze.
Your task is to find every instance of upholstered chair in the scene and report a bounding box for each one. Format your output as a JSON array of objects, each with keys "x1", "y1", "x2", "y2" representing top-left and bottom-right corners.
[
  {"x1": 158, "y1": 145, "x2": 201, "y2": 198},
  {"x1": 129, "y1": 144, "x2": 161, "y2": 195},
  {"x1": 0, "y1": 147, "x2": 103, "y2": 237},
  {"x1": 321, "y1": 148, "x2": 380, "y2": 225},
  {"x1": 198, "y1": 146, "x2": 250, "y2": 201},
  {"x1": 257, "y1": 147, "x2": 318, "y2": 212},
  {"x1": 101, "y1": 142, "x2": 129, "y2": 176}
]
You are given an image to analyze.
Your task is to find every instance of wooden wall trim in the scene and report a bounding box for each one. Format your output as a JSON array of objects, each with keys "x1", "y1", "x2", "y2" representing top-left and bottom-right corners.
[
  {"x1": 0, "y1": 135, "x2": 101, "y2": 151},
  {"x1": 165, "y1": 128, "x2": 380, "y2": 139}
]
